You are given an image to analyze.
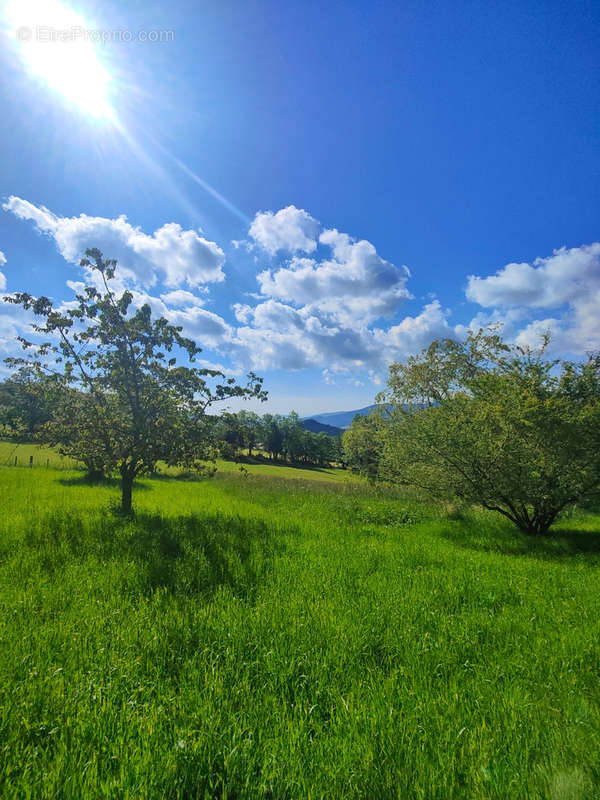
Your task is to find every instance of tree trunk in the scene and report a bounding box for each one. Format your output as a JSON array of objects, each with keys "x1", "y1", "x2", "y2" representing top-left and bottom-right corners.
[
  {"x1": 520, "y1": 515, "x2": 554, "y2": 536},
  {"x1": 120, "y1": 463, "x2": 134, "y2": 514},
  {"x1": 85, "y1": 464, "x2": 104, "y2": 483}
]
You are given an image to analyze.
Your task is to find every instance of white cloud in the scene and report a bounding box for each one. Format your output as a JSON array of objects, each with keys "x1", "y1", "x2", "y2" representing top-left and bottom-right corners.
[
  {"x1": 322, "y1": 369, "x2": 337, "y2": 385},
  {"x1": 0, "y1": 296, "x2": 39, "y2": 372},
  {"x1": 466, "y1": 243, "x2": 600, "y2": 308},
  {"x1": 160, "y1": 289, "x2": 206, "y2": 307},
  {"x1": 166, "y1": 306, "x2": 234, "y2": 349},
  {"x1": 3, "y1": 196, "x2": 225, "y2": 289},
  {"x1": 466, "y1": 242, "x2": 600, "y2": 355},
  {"x1": 228, "y1": 297, "x2": 462, "y2": 375},
  {"x1": 374, "y1": 300, "x2": 461, "y2": 359},
  {"x1": 248, "y1": 205, "x2": 320, "y2": 255},
  {"x1": 232, "y1": 302, "x2": 254, "y2": 324},
  {"x1": 0, "y1": 250, "x2": 6, "y2": 291},
  {"x1": 257, "y1": 228, "x2": 411, "y2": 326},
  {"x1": 2, "y1": 197, "x2": 478, "y2": 379},
  {"x1": 99, "y1": 287, "x2": 233, "y2": 351},
  {"x1": 226, "y1": 208, "x2": 464, "y2": 375}
]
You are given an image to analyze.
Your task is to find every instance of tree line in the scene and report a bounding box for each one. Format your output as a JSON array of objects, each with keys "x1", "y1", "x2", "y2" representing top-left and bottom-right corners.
[
  {"x1": 0, "y1": 381, "x2": 344, "y2": 472},
  {"x1": 214, "y1": 411, "x2": 344, "y2": 466}
]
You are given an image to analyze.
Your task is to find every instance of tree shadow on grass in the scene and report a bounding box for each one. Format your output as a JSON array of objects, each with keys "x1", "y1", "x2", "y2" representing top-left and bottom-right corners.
[
  {"x1": 125, "y1": 512, "x2": 285, "y2": 599},
  {"x1": 57, "y1": 475, "x2": 150, "y2": 491},
  {"x1": 25, "y1": 511, "x2": 286, "y2": 600},
  {"x1": 440, "y1": 517, "x2": 600, "y2": 562}
]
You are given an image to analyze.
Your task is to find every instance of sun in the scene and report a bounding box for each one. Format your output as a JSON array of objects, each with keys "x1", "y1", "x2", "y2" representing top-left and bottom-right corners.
[{"x1": 7, "y1": 0, "x2": 114, "y2": 121}]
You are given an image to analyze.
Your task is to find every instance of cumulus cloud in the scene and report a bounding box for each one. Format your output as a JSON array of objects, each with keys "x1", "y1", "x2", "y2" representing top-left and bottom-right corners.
[
  {"x1": 466, "y1": 243, "x2": 600, "y2": 308},
  {"x1": 466, "y1": 242, "x2": 600, "y2": 354},
  {"x1": 226, "y1": 207, "x2": 465, "y2": 375},
  {"x1": 3, "y1": 196, "x2": 225, "y2": 289},
  {"x1": 248, "y1": 205, "x2": 320, "y2": 255},
  {"x1": 257, "y1": 227, "x2": 411, "y2": 326},
  {"x1": 0, "y1": 250, "x2": 6, "y2": 291},
  {"x1": 0, "y1": 296, "x2": 40, "y2": 374},
  {"x1": 374, "y1": 301, "x2": 463, "y2": 358},
  {"x1": 104, "y1": 288, "x2": 233, "y2": 350},
  {"x1": 227, "y1": 296, "x2": 462, "y2": 375},
  {"x1": 160, "y1": 289, "x2": 206, "y2": 307},
  {"x1": 166, "y1": 306, "x2": 234, "y2": 349},
  {"x1": 61, "y1": 280, "x2": 233, "y2": 353}
]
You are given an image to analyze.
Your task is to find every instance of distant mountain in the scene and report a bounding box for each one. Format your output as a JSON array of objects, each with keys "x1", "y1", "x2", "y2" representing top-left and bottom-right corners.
[
  {"x1": 304, "y1": 404, "x2": 386, "y2": 430},
  {"x1": 301, "y1": 418, "x2": 344, "y2": 437}
]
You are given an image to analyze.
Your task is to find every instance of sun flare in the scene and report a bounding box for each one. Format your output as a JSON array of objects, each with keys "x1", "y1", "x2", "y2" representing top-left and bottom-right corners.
[{"x1": 7, "y1": 0, "x2": 114, "y2": 120}]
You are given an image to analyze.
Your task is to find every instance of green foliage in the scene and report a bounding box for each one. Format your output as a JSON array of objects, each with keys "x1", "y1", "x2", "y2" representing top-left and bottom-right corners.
[
  {"x1": 378, "y1": 330, "x2": 600, "y2": 535},
  {"x1": 342, "y1": 412, "x2": 384, "y2": 481},
  {"x1": 1, "y1": 463, "x2": 600, "y2": 798},
  {"x1": 3, "y1": 248, "x2": 266, "y2": 510},
  {"x1": 0, "y1": 366, "x2": 57, "y2": 439}
]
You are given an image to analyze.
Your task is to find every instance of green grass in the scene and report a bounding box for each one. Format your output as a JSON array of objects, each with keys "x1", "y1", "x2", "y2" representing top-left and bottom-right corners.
[
  {"x1": 1, "y1": 463, "x2": 599, "y2": 798},
  {"x1": 0, "y1": 440, "x2": 80, "y2": 469}
]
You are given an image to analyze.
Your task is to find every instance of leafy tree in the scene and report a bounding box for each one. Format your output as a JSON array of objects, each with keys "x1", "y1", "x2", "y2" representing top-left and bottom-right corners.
[
  {"x1": 342, "y1": 412, "x2": 384, "y2": 481},
  {"x1": 216, "y1": 412, "x2": 245, "y2": 457},
  {"x1": 313, "y1": 432, "x2": 338, "y2": 466},
  {"x1": 377, "y1": 330, "x2": 600, "y2": 536},
  {"x1": 3, "y1": 249, "x2": 266, "y2": 512},
  {"x1": 281, "y1": 412, "x2": 305, "y2": 463},
  {"x1": 236, "y1": 410, "x2": 262, "y2": 457},
  {"x1": 261, "y1": 414, "x2": 285, "y2": 461},
  {"x1": 0, "y1": 366, "x2": 56, "y2": 439}
]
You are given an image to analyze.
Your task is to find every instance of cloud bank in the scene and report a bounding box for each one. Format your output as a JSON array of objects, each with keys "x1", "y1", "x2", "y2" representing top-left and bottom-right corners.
[{"x1": 3, "y1": 196, "x2": 598, "y2": 386}]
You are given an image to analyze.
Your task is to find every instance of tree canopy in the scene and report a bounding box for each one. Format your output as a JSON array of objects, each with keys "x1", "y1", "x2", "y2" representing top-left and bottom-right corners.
[{"x1": 365, "y1": 330, "x2": 600, "y2": 536}]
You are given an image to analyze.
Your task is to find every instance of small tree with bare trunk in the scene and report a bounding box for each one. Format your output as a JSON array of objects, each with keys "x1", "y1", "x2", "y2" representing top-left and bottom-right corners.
[{"x1": 4, "y1": 248, "x2": 266, "y2": 513}]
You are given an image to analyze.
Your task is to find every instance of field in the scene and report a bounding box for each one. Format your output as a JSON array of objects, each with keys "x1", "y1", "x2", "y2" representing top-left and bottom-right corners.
[
  {"x1": 1, "y1": 454, "x2": 600, "y2": 799},
  {"x1": 0, "y1": 441, "x2": 351, "y2": 483}
]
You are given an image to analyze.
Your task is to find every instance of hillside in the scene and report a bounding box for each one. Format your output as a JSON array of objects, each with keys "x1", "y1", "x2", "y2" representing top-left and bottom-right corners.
[
  {"x1": 301, "y1": 418, "x2": 344, "y2": 437},
  {"x1": 306, "y1": 403, "x2": 384, "y2": 429}
]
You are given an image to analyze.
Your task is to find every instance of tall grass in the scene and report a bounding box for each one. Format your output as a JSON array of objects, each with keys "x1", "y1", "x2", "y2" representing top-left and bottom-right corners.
[{"x1": 1, "y1": 465, "x2": 599, "y2": 798}]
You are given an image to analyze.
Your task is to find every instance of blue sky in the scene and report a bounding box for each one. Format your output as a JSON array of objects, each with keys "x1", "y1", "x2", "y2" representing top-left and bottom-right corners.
[{"x1": 1, "y1": 0, "x2": 599, "y2": 415}]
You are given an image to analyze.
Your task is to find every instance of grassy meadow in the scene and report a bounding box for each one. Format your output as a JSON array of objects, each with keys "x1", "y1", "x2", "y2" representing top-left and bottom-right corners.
[{"x1": 1, "y1": 449, "x2": 600, "y2": 798}]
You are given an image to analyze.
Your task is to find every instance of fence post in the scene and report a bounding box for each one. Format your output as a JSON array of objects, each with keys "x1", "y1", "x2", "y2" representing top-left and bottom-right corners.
[
  {"x1": 29, "y1": 455, "x2": 33, "y2": 468},
  {"x1": 14, "y1": 456, "x2": 17, "y2": 467}
]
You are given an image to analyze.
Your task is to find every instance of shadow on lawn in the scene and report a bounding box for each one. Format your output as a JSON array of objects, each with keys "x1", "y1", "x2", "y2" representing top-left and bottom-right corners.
[
  {"x1": 441, "y1": 519, "x2": 600, "y2": 561},
  {"x1": 231, "y1": 453, "x2": 339, "y2": 476},
  {"x1": 25, "y1": 510, "x2": 284, "y2": 599},
  {"x1": 57, "y1": 475, "x2": 150, "y2": 491}
]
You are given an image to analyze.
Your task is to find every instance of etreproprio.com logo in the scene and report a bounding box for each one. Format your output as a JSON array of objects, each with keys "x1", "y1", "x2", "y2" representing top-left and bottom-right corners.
[{"x1": 16, "y1": 26, "x2": 175, "y2": 44}]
